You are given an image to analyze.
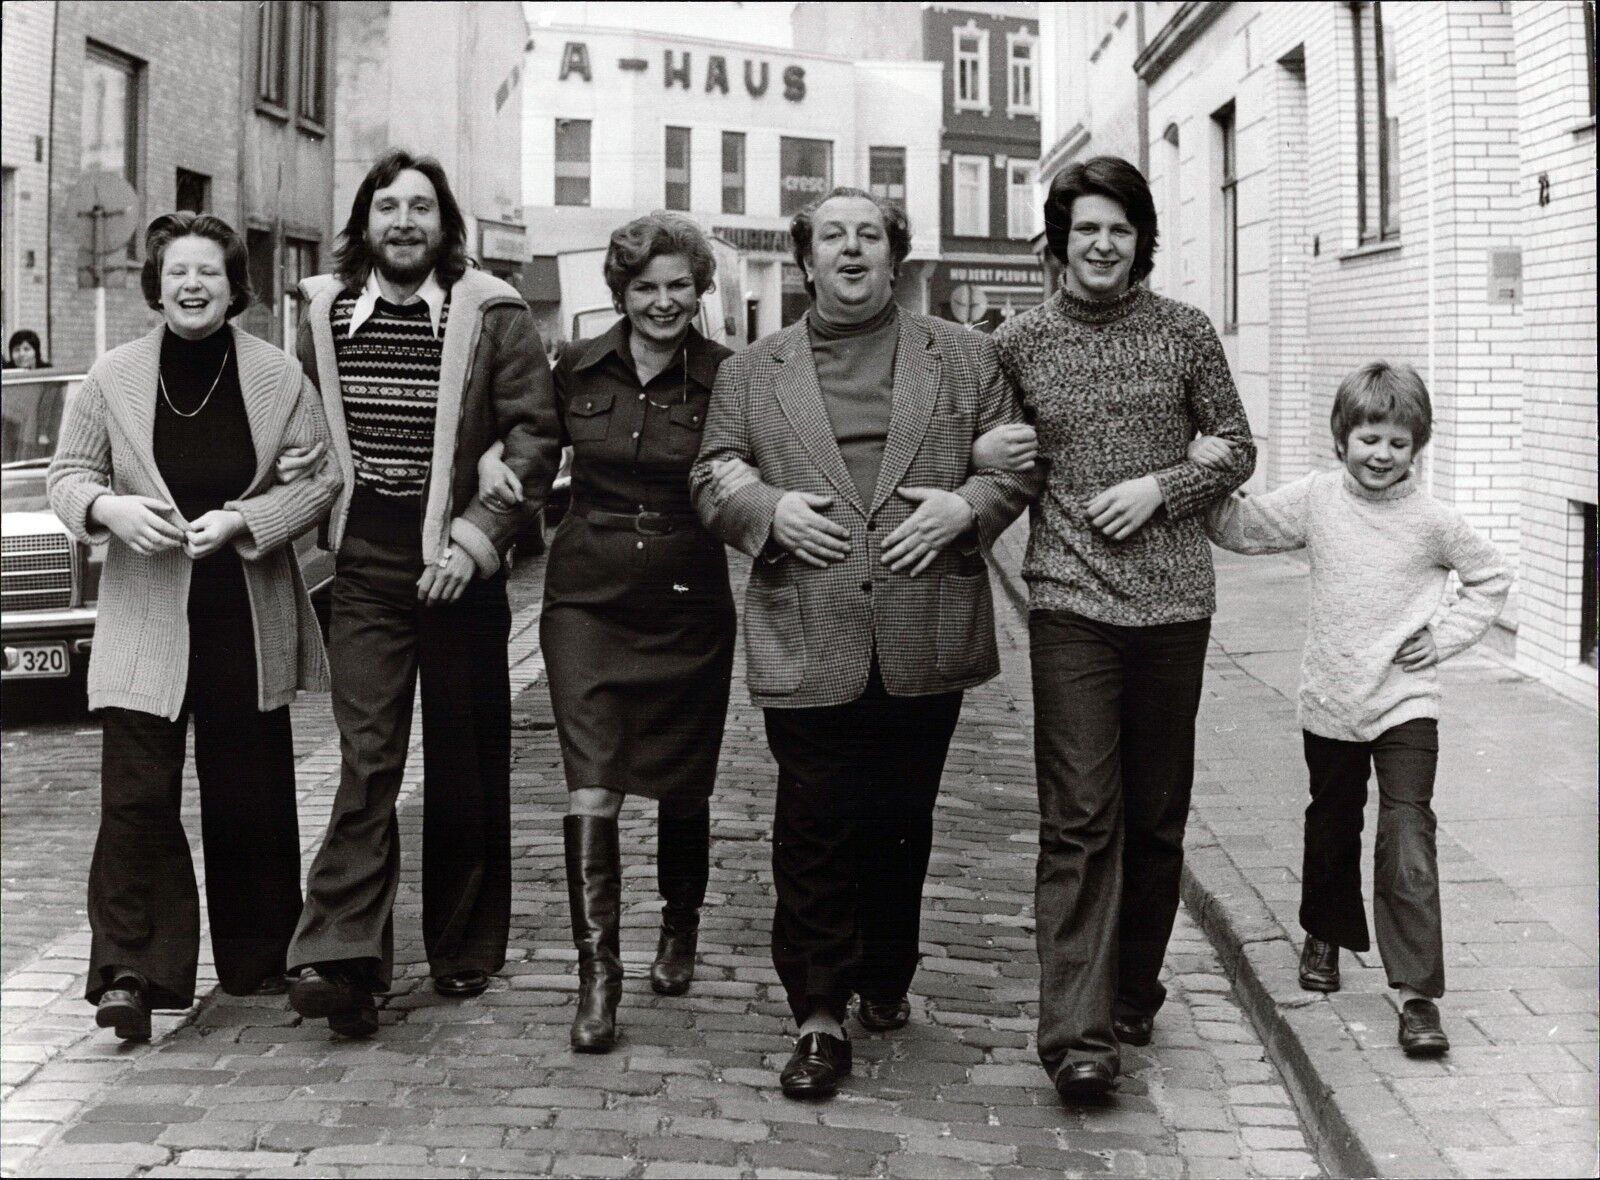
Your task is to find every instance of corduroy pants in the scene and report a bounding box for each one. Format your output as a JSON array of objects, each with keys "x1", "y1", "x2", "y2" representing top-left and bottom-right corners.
[{"x1": 288, "y1": 531, "x2": 511, "y2": 990}]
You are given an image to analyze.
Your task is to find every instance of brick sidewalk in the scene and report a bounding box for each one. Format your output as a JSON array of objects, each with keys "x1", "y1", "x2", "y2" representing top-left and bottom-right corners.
[{"x1": 0, "y1": 553, "x2": 1320, "y2": 1178}]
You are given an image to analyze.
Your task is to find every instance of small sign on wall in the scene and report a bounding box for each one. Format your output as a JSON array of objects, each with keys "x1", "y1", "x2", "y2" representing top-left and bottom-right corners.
[{"x1": 1487, "y1": 247, "x2": 1521, "y2": 304}]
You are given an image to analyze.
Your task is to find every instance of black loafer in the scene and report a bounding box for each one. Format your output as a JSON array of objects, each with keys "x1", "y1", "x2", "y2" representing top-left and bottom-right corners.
[
  {"x1": 252, "y1": 973, "x2": 293, "y2": 997},
  {"x1": 1398, "y1": 999, "x2": 1449, "y2": 1057},
  {"x1": 328, "y1": 997, "x2": 380, "y2": 1039},
  {"x1": 1054, "y1": 1060, "x2": 1115, "y2": 1102},
  {"x1": 1112, "y1": 1013, "x2": 1153, "y2": 1046},
  {"x1": 289, "y1": 966, "x2": 371, "y2": 1020},
  {"x1": 433, "y1": 969, "x2": 491, "y2": 998},
  {"x1": 96, "y1": 983, "x2": 151, "y2": 1042},
  {"x1": 779, "y1": 1031, "x2": 852, "y2": 1099},
  {"x1": 1299, "y1": 936, "x2": 1341, "y2": 993},
  {"x1": 857, "y1": 996, "x2": 911, "y2": 1032}
]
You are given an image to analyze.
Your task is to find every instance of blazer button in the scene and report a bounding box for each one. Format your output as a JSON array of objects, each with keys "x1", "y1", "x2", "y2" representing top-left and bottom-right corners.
[{"x1": 860, "y1": 580, "x2": 872, "y2": 593}]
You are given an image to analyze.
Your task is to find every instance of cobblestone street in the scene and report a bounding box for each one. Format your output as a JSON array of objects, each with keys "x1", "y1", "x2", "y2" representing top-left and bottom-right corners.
[{"x1": 0, "y1": 551, "x2": 1320, "y2": 1178}]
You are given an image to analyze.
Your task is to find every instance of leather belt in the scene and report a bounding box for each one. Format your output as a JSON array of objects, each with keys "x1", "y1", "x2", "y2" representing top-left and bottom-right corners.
[{"x1": 571, "y1": 504, "x2": 698, "y2": 536}]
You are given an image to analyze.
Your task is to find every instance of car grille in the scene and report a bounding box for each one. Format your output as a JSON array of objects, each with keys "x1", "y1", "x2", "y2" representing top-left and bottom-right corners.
[{"x1": 2, "y1": 534, "x2": 74, "y2": 612}]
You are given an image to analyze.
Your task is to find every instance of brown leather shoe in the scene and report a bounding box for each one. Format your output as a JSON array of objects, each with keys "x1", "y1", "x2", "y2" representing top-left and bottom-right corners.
[
  {"x1": 1299, "y1": 936, "x2": 1340, "y2": 992},
  {"x1": 1398, "y1": 999, "x2": 1449, "y2": 1057}
]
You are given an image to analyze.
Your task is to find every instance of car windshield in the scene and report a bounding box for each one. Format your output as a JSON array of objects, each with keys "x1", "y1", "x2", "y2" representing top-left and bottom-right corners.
[{"x1": 1, "y1": 376, "x2": 77, "y2": 468}]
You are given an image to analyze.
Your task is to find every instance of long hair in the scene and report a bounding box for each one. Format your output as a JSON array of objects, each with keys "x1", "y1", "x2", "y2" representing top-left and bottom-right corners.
[
  {"x1": 1043, "y1": 156, "x2": 1160, "y2": 285},
  {"x1": 334, "y1": 149, "x2": 470, "y2": 290}
]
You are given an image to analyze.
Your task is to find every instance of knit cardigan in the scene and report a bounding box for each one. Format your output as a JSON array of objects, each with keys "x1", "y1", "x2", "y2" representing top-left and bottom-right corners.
[{"x1": 47, "y1": 324, "x2": 340, "y2": 720}]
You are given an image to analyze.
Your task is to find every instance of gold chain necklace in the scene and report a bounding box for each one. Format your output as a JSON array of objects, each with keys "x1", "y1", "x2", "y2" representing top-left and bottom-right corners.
[{"x1": 159, "y1": 342, "x2": 231, "y2": 419}]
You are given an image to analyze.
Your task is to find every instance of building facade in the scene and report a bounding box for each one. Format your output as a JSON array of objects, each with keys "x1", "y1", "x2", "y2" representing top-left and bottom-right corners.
[
  {"x1": 793, "y1": 2, "x2": 1046, "y2": 331},
  {"x1": 1038, "y1": 0, "x2": 1597, "y2": 695},
  {"x1": 520, "y1": 24, "x2": 943, "y2": 344},
  {"x1": 2, "y1": 1, "x2": 56, "y2": 356}
]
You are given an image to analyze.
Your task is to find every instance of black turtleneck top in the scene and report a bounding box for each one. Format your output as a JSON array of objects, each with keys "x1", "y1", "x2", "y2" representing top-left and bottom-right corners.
[
  {"x1": 807, "y1": 298, "x2": 900, "y2": 505},
  {"x1": 153, "y1": 325, "x2": 256, "y2": 618}
]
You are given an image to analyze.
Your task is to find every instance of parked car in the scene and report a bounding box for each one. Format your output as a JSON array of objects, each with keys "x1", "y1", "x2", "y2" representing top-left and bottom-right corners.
[{"x1": 0, "y1": 368, "x2": 334, "y2": 695}]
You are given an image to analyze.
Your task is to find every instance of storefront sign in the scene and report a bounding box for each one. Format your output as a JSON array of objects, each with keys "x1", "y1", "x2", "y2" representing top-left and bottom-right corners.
[
  {"x1": 559, "y1": 42, "x2": 806, "y2": 102},
  {"x1": 780, "y1": 137, "x2": 833, "y2": 217},
  {"x1": 713, "y1": 226, "x2": 791, "y2": 254},
  {"x1": 941, "y1": 264, "x2": 1044, "y2": 287},
  {"x1": 479, "y1": 220, "x2": 526, "y2": 263}
]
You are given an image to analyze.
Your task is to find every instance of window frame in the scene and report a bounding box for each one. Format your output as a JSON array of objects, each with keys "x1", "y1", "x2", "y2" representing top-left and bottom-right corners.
[
  {"x1": 721, "y1": 131, "x2": 746, "y2": 215},
  {"x1": 298, "y1": 0, "x2": 328, "y2": 129},
  {"x1": 1350, "y1": 0, "x2": 1399, "y2": 244},
  {"x1": 1006, "y1": 159, "x2": 1038, "y2": 240},
  {"x1": 1214, "y1": 102, "x2": 1239, "y2": 333},
  {"x1": 868, "y1": 145, "x2": 907, "y2": 208},
  {"x1": 779, "y1": 136, "x2": 833, "y2": 217},
  {"x1": 174, "y1": 168, "x2": 210, "y2": 213},
  {"x1": 256, "y1": 0, "x2": 290, "y2": 112},
  {"x1": 951, "y1": 153, "x2": 990, "y2": 238},
  {"x1": 554, "y1": 118, "x2": 592, "y2": 207},
  {"x1": 82, "y1": 42, "x2": 142, "y2": 262},
  {"x1": 664, "y1": 125, "x2": 692, "y2": 212},
  {"x1": 953, "y1": 22, "x2": 990, "y2": 114},
  {"x1": 1006, "y1": 30, "x2": 1037, "y2": 116}
]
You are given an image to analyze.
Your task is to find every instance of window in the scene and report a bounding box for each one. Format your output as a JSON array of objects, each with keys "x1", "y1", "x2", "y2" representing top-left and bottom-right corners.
[
  {"x1": 1007, "y1": 160, "x2": 1037, "y2": 239},
  {"x1": 779, "y1": 136, "x2": 832, "y2": 217},
  {"x1": 83, "y1": 44, "x2": 140, "y2": 259},
  {"x1": 257, "y1": 0, "x2": 289, "y2": 107},
  {"x1": 869, "y1": 147, "x2": 906, "y2": 208},
  {"x1": 1007, "y1": 32, "x2": 1037, "y2": 115},
  {"x1": 952, "y1": 154, "x2": 989, "y2": 237},
  {"x1": 954, "y1": 25, "x2": 988, "y2": 112},
  {"x1": 299, "y1": 0, "x2": 327, "y2": 125},
  {"x1": 721, "y1": 132, "x2": 745, "y2": 215},
  {"x1": 174, "y1": 168, "x2": 209, "y2": 213},
  {"x1": 283, "y1": 237, "x2": 318, "y2": 345},
  {"x1": 1585, "y1": 0, "x2": 1597, "y2": 120},
  {"x1": 1350, "y1": 1, "x2": 1399, "y2": 243},
  {"x1": 554, "y1": 118, "x2": 591, "y2": 207},
  {"x1": 1214, "y1": 103, "x2": 1238, "y2": 331},
  {"x1": 247, "y1": 229, "x2": 275, "y2": 309},
  {"x1": 665, "y1": 126, "x2": 691, "y2": 211},
  {"x1": 1582, "y1": 502, "x2": 1597, "y2": 667}
]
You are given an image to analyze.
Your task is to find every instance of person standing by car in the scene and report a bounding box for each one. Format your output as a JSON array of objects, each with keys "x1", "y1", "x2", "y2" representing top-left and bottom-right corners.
[
  {"x1": 6, "y1": 328, "x2": 46, "y2": 369},
  {"x1": 46, "y1": 211, "x2": 340, "y2": 1041},
  {"x1": 480, "y1": 212, "x2": 736, "y2": 1052},
  {"x1": 281, "y1": 150, "x2": 561, "y2": 1037}
]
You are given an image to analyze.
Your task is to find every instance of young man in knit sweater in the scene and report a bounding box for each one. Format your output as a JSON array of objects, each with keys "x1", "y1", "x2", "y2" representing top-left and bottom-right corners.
[{"x1": 1190, "y1": 361, "x2": 1510, "y2": 1056}]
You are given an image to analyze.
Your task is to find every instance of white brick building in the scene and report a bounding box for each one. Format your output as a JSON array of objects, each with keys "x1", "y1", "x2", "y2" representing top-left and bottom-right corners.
[
  {"x1": 1037, "y1": 0, "x2": 1596, "y2": 697},
  {"x1": 2, "y1": 1, "x2": 58, "y2": 354}
]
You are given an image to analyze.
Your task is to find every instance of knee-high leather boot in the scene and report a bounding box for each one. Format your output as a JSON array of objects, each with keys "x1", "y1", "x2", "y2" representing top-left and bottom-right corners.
[
  {"x1": 565, "y1": 814, "x2": 622, "y2": 1052},
  {"x1": 650, "y1": 801, "x2": 710, "y2": 996}
]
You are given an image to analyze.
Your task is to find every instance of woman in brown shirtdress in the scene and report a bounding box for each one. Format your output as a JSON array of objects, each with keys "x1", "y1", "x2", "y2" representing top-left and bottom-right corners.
[{"x1": 487, "y1": 214, "x2": 735, "y2": 1051}]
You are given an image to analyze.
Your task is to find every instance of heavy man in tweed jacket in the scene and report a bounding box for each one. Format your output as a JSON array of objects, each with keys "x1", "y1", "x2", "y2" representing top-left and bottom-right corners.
[{"x1": 690, "y1": 188, "x2": 1038, "y2": 1099}]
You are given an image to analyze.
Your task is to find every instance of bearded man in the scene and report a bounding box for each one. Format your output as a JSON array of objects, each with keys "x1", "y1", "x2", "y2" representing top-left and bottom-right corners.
[{"x1": 282, "y1": 150, "x2": 560, "y2": 1035}]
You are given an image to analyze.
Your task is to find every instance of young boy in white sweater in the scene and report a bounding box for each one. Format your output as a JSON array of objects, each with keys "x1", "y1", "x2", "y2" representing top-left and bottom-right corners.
[{"x1": 1190, "y1": 360, "x2": 1510, "y2": 1057}]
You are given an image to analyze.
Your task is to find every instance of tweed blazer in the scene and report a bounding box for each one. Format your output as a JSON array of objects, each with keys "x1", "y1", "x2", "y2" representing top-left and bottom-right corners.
[
  {"x1": 690, "y1": 310, "x2": 1039, "y2": 708},
  {"x1": 297, "y1": 267, "x2": 562, "y2": 574},
  {"x1": 48, "y1": 324, "x2": 340, "y2": 720}
]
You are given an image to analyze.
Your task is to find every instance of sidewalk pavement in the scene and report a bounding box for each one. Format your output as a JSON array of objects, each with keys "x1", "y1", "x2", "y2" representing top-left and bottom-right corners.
[{"x1": 990, "y1": 518, "x2": 1600, "y2": 1180}]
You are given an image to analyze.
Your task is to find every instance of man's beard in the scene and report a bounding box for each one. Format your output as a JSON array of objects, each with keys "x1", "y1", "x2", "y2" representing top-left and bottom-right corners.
[{"x1": 371, "y1": 233, "x2": 441, "y2": 284}]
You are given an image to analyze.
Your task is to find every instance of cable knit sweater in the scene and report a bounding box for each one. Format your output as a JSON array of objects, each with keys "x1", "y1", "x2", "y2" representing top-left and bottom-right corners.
[
  {"x1": 992, "y1": 286, "x2": 1256, "y2": 625},
  {"x1": 1205, "y1": 469, "x2": 1511, "y2": 742}
]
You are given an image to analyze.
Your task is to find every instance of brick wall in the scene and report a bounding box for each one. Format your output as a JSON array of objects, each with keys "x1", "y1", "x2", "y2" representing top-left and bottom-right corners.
[
  {"x1": 48, "y1": 0, "x2": 242, "y2": 373},
  {"x1": 1, "y1": 1, "x2": 56, "y2": 355}
]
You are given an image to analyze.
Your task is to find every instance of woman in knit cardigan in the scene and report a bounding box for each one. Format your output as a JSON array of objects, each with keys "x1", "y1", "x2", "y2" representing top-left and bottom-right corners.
[{"x1": 47, "y1": 212, "x2": 341, "y2": 1041}]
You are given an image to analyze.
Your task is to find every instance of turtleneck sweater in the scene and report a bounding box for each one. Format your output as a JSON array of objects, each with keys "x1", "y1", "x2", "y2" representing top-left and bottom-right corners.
[
  {"x1": 807, "y1": 299, "x2": 900, "y2": 505},
  {"x1": 1204, "y1": 468, "x2": 1510, "y2": 741},
  {"x1": 991, "y1": 285, "x2": 1257, "y2": 625},
  {"x1": 153, "y1": 325, "x2": 255, "y2": 618}
]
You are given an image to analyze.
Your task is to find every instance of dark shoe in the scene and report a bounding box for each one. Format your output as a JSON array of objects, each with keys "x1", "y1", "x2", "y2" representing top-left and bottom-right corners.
[
  {"x1": 433, "y1": 969, "x2": 491, "y2": 998},
  {"x1": 1299, "y1": 936, "x2": 1341, "y2": 993},
  {"x1": 1112, "y1": 1013, "x2": 1153, "y2": 1046},
  {"x1": 857, "y1": 995, "x2": 911, "y2": 1032},
  {"x1": 566, "y1": 815, "x2": 623, "y2": 1053},
  {"x1": 649, "y1": 908, "x2": 699, "y2": 996},
  {"x1": 328, "y1": 995, "x2": 380, "y2": 1039},
  {"x1": 96, "y1": 977, "x2": 151, "y2": 1042},
  {"x1": 252, "y1": 973, "x2": 293, "y2": 997},
  {"x1": 780, "y1": 1031, "x2": 852, "y2": 1099},
  {"x1": 289, "y1": 965, "x2": 372, "y2": 1021},
  {"x1": 1054, "y1": 1060, "x2": 1116, "y2": 1102},
  {"x1": 1398, "y1": 999, "x2": 1450, "y2": 1057}
]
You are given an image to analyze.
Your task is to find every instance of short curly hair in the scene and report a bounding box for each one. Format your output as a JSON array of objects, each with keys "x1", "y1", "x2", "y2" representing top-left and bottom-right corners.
[
  {"x1": 1043, "y1": 156, "x2": 1160, "y2": 286},
  {"x1": 1330, "y1": 360, "x2": 1434, "y2": 456},
  {"x1": 140, "y1": 211, "x2": 253, "y2": 319},
  {"x1": 789, "y1": 186, "x2": 913, "y2": 298},
  {"x1": 603, "y1": 212, "x2": 718, "y2": 313}
]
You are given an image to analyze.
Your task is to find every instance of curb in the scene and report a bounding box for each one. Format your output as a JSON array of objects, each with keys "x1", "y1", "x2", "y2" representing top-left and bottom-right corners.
[{"x1": 985, "y1": 518, "x2": 1454, "y2": 1180}]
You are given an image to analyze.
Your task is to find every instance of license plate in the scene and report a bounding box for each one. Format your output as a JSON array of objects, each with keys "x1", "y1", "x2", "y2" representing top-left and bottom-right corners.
[{"x1": 3, "y1": 642, "x2": 70, "y2": 679}]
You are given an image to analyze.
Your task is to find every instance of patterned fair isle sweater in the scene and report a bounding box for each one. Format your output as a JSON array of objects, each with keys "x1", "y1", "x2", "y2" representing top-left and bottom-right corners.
[
  {"x1": 992, "y1": 286, "x2": 1256, "y2": 625},
  {"x1": 1206, "y1": 469, "x2": 1511, "y2": 742},
  {"x1": 331, "y1": 292, "x2": 449, "y2": 500}
]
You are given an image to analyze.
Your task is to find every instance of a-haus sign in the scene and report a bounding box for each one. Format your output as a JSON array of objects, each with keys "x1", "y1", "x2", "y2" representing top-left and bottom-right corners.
[{"x1": 560, "y1": 42, "x2": 807, "y2": 102}]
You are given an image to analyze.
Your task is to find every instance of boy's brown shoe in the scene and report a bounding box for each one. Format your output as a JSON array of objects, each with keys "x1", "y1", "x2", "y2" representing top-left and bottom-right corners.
[
  {"x1": 1398, "y1": 999, "x2": 1450, "y2": 1057},
  {"x1": 1298, "y1": 936, "x2": 1340, "y2": 992}
]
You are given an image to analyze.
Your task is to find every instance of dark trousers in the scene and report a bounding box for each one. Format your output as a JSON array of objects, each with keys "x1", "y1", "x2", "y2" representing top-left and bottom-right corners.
[
  {"x1": 763, "y1": 665, "x2": 962, "y2": 1025},
  {"x1": 1030, "y1": 608, "x2": 1210, "y2": 1076},
  {"x1": 288, "y1": 533, "x2": 512, "y2": 989},
  {"x1": 87, "y1": 607, "x2": 301, "y2": 1009},
  {"x1": 1301, "y1": 719, "x2": 1443, "y2": 998}
]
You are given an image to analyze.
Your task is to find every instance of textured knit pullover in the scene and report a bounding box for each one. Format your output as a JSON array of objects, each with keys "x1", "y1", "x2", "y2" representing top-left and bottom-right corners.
[
  {"x1": 992, "y1": 286, "x2": 1256, "y2": 625},
  {"x1": 1205, "y1": 469, "x2": 1511, "y2": 742},
  {"x1": 330, "y1": 292, "x2": 449, "y2": 501}
]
